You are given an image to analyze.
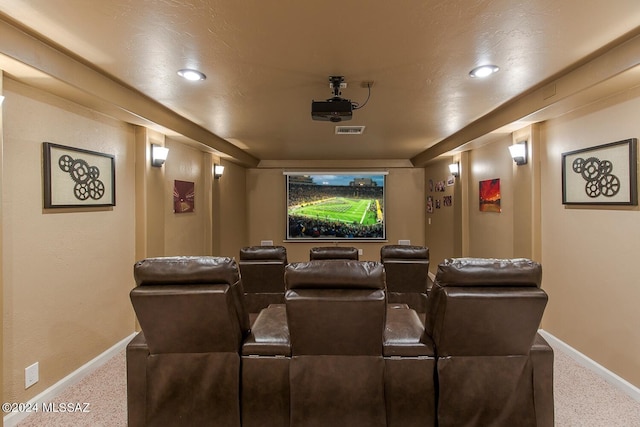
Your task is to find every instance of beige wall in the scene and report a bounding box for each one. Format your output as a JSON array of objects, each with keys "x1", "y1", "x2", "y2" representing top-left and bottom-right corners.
[
  {"x1": 425, "y1": 127, "x2": 541, "y2": 264},
  {"x1": 468, "y1": 135, "x2": 515, "y2": 258},
  {"x1": 163, "y1": 138, "x2": 212, "y2": 256},
  {"x1": 2, "y1": 79, "x2": 136, "y2": 402},
  {"x1": 1, "y1": 78, "x2": 241, "y2": 404},
  {"x1": 216, "y1": 159, "x2": 248, "y2": 258},
  {"x1": 246, "y1": 167, "x2": 425, "y2": 262},
  {"x1": 540, "y1": 86, "x2": 640, "y2": 387},
  {"x1": 512, "y1": 125, "x2": 541, "y2": 261},
  {"x1": 425, "y1": 158, "x2": 460, "y2": 273},
  {"x1": 424, "y1": 95, "x2": 640, "y2": 390},
  {"x1": 135, "y1": 129, "x2": 167, "y2": 258}
]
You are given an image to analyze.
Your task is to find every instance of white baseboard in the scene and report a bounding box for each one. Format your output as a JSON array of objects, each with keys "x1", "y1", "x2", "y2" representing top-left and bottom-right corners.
[
  {"x1": 538, "y1": 329, "x2": 640, "y2": 402},
  {"x1": 3, "y1": 332, "x2": 136, "y2": 427}
]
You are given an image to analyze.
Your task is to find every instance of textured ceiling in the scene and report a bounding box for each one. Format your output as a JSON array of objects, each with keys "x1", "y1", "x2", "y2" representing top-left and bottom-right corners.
[{"x1": 1, "y1": 0, "x2": 640, "y2": 164}]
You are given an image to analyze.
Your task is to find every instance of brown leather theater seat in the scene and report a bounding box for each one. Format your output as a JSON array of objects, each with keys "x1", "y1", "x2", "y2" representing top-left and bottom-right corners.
[
  {"x1": 380, "y1": 244, "x2": 430, "y2": 312},
  {"x1": 126, "y1": 256, "x2": 249, "y2": 427},
  {"x1": 239, "y1": 245, "x2": 287, "y2": 314},
  {"x1": 309, "y1": 246, "x2": 359, "y2": 260},
  {"x1": 425, "y1": 257, "x2": 554, "y2": 427},
  {"x1": 126, "y1": 255, "x2": 551, "y2": 427},
  {"x1": 285, "y1": 260, "x2": 386, "y2": 427}
]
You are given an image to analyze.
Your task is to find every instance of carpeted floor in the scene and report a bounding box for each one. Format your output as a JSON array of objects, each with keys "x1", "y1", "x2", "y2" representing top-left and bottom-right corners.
[
  {"x1": 16, "y1": 349, "x2": 127, "y2": 427},
  {"x1": 14, "y1": 343, "x2": 640, "y2": 426}
]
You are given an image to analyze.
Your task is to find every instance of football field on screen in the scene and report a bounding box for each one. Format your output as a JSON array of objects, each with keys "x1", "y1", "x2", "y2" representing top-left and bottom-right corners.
[{"x1": 289, "y1": 197, "x2": 380, "y2": 225}]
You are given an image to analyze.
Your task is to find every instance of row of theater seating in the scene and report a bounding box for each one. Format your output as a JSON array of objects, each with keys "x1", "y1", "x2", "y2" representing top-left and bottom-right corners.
[
  {"x1": 240, "y1": 244, "x2": 431, "y2": 315},
  {"x1": 126, "y1": 255, "x2": 554, "y2": 427}
]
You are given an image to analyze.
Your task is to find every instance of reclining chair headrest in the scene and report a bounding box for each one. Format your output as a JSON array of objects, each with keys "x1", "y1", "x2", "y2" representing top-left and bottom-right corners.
[
  {"x1": 134, "y1": 256, "x2": 240, "y2": 286},
  {"x1": 380, "y1": 245, "x2": 429, "y2": 260},
  {"x1": 285, "y1": 260, "x2": 385, "y2": 290},
  {"x1": 309, "y1": 246, "x2": 359, "y2": 260},
  {"x1": 435, "y1": 258, "x2": 542, "y2": 288},
  {"x1": 239, "y1": 245, "x2": 287, "y2": 262},
  {"x1": 132, "y1": 256, "x2": 250, "y2": 338}
]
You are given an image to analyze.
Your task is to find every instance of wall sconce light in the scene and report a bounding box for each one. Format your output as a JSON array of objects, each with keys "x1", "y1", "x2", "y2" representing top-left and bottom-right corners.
[
  {"x1": 449, "y1": 162, "x2": 460, "y2": 177},
  {"x1": 151, "y1": 144, "x2": 169, "y2": 167},
  {"x1": 508, "y1": 141, "x2": 528, "y2": 165},
  {"x1": 214, "y1": 164, "x2": 225, "y2": 179},
  {"x1": 0, "y1": 95, "x2": 5, "y2": 105}
]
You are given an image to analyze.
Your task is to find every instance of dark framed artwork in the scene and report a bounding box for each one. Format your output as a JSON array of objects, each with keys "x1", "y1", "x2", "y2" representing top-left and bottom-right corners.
[
  {"x1": 562, "y1": 138, "x2": 637, "y2": 205},
  {"x1": 174, "y1": 180, "x2": 195, "y2": 213},
  {"x1": 43, "y1": 142, "x2": 115, "y2": 208},
  {"x1": 479, "y1": 178, "x2": 501, "y2": 212}
]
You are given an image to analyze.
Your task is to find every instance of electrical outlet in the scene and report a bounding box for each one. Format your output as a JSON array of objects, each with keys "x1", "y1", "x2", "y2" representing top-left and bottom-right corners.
[
  {"x1": 25, "y1": 362, "x2": 39, "y2": 389},
  {"x1": 358, "y1": 248, "x2": 363, "y2": 256},
  {"x1": 398, "y1": 240, "x2": 411, "y2": 245},
  {"x1": 260, "y1": 240, "x2": 274, "y2": 246}
]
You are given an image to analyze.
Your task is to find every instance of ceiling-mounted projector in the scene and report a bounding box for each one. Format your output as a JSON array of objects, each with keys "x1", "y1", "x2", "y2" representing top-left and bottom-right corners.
[
  {"x1": 311, "y1": 76, "x2": 354, "y2": 122},
  {"x1": 311, "y1": 98, "x2": 353, "y2": 122}
]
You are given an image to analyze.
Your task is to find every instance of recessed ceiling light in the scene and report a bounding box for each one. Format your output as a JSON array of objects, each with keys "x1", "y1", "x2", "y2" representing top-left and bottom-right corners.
[
  {"x1": 469, "y1": 65, "x2": 499, "y2": 78},
  {"x1": 177, "y1": 68, "x2": 206, "y2": 81}
]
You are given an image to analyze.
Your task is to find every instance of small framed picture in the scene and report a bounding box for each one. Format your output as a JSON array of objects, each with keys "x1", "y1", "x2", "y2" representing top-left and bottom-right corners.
[
  {"x1": 562, "y1": 138, "x2": 637, "y2": 205},
  {"x1": 174, "y1": 180, "x2": 195, "y2": 213},
  {"x1": 479, "y1": 178, "x2": 501, "y2": 213},
  {"x1": 43, "y1": 142, "x2": 115, "y2": 208}
]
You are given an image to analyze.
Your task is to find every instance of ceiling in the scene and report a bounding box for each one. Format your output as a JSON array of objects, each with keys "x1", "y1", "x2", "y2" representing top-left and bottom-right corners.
[{"x1": 1, "y1": 1, "x2": 640, "y2": 167}]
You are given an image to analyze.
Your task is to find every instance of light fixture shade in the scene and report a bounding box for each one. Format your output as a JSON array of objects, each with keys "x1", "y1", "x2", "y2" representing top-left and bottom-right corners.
[
  {"x1": 151, "y1": 144, "x2": 169, "y2": 167},
  {"x1": 449, "y1": 162, "x2": 460, "y2": 177},
  {"x1": 508, "y1": 141, "x2": 528, "y2": 165},
  {"x1": 214, "y1": 164, "x2": 225, "y2": 179},
  {"x1": 0, "y1": 95, "x2": 5, "y2": 105}
]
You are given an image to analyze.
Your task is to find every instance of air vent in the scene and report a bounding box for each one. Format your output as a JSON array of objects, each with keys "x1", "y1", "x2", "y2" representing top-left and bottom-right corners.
[{"x1": 335, "y1": 125, "x2": 365, "y2": 135}]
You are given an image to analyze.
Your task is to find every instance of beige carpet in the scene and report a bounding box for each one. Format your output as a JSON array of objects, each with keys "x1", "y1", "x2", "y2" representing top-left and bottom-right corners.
[
  {"x1": 16, "y1": 349, "x2": 127, "y2": 427},
  {"x1": 15, "y1": 344, "x2": 640, "y2": 426}
]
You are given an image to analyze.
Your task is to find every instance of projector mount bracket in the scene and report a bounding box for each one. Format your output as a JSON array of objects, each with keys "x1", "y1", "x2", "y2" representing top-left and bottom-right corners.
[
  {"x1": 329, "y1": 76, "x2": 346, "y2": 99},
  {"x1": 326, "y1": 75, "x2": 371, "y2": 110}
]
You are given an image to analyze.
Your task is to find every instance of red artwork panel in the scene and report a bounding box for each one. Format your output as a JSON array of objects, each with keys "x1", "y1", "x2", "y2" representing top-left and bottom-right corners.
[
  {"x1": 479, "y1": 178, "x2": 501, "y2": 212},
  {"x1": 174, "y1": 180, "x2": 195, "y2": 213}
]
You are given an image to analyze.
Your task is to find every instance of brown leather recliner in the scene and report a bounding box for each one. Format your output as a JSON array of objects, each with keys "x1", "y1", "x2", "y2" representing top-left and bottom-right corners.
[
  {"x1": 309, "y1": 246, "x2": 359, "y2": 260},
  {"x1": 239, "y1": 245, "x2": 287, "y2": 313},
  {"x1": 383, "y1": 304, "x2": 436, "y2": 427},
  {"x1": 425, "y1": 258, "x2": 554, "y2": 427},
  {"x1": 241, "y1": 259, "x2": 436, "y2": 427},
  {"x1": 380, "y1": 245, "x2": 430, "y2": 312},
  {"x1": 285, "y1": 260, "x2": 386, "y2": 427},
  {"x1": 241, "y1": 303, "x2": 291, "y2": 427},
  {"x1": 126, "y1": 256, "x2": 250, "y2": 427}
]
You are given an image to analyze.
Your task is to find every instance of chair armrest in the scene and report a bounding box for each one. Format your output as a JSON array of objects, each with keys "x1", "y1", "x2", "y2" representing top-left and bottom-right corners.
[
  {"x1": 126, "y1": 332, "x2": 149, "y2": 427},
  {"x1": 531, "y1": 333, "x2": 554, "y2": 427},
  {"x1": 242, "y1": 304, "x2": 290, "y2": 356},
  {"x1": 384, "y1": 307, "x2": 434, "y2": 357}
]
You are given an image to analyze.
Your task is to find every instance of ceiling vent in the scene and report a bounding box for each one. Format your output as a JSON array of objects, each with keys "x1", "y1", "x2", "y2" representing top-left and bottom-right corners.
[{"x1": 335, "y1": 125, "x2": 366, "y2": 135}]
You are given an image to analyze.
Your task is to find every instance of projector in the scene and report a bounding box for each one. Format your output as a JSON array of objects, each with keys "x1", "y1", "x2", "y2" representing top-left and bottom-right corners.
[{"x1": 311, "y1": 97, "x2": 353, "y2": 122}]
